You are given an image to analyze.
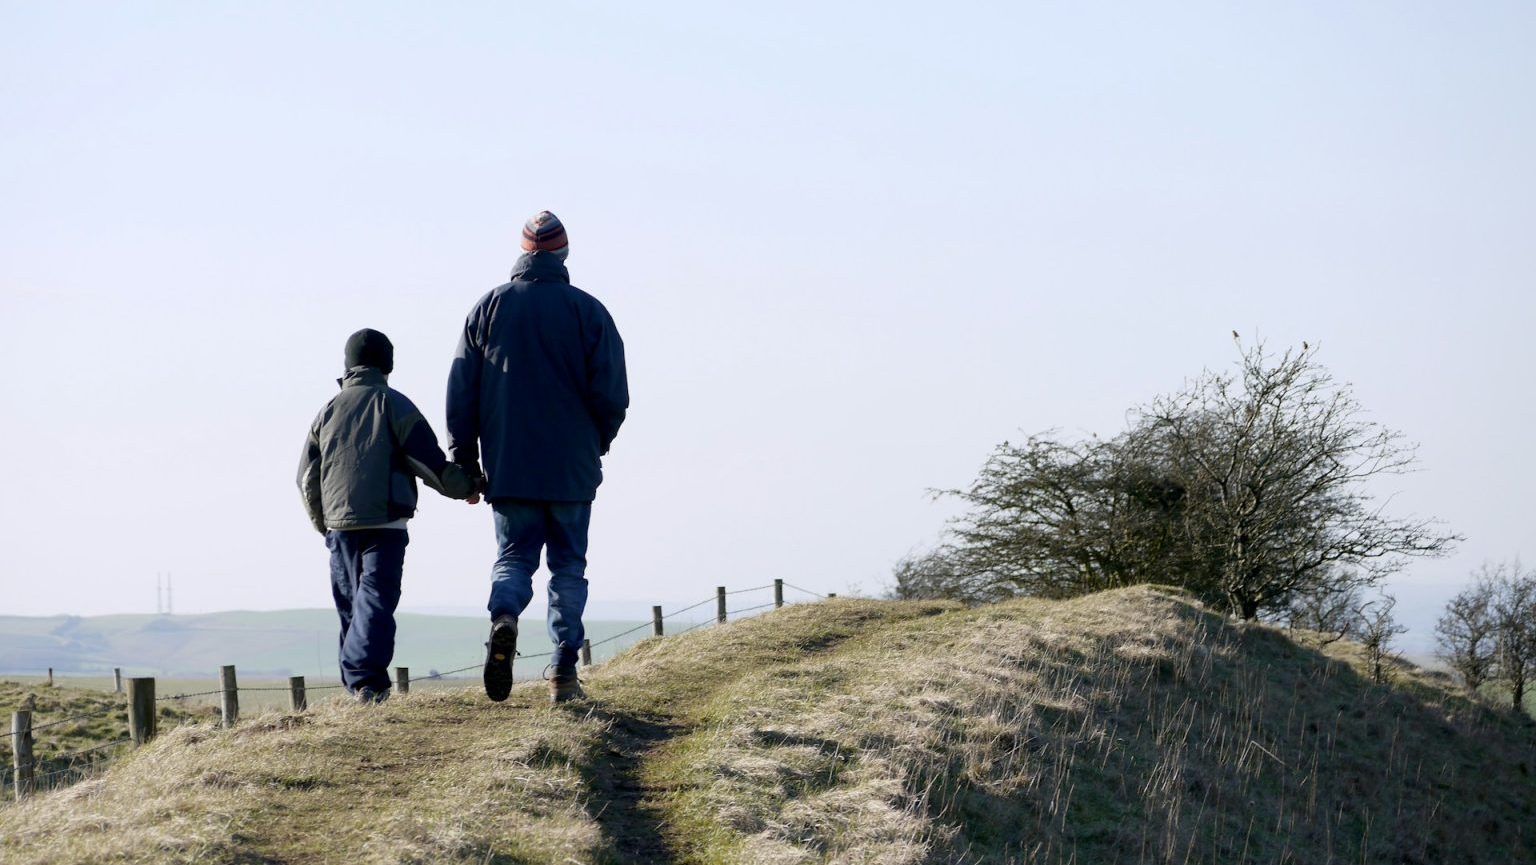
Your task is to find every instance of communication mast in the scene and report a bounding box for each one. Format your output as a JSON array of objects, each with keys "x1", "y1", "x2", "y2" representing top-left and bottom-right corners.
[{"x1": 155, "y1": 573, "x2": 175, "y2": 614}]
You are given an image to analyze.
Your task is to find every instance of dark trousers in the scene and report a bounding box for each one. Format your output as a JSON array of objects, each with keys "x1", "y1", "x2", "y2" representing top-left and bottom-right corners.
[
  {"x1": 327, "y1": 528, "x2": 408, "y2": 693},
  {"x1": 487, "y1": 500, "x2": 592, "y2": 669}
]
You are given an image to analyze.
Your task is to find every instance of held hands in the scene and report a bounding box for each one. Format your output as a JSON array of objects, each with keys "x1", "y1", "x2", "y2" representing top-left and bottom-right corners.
[{"x1": 458, "y1": 460, "x2": 487, "y2": 505}]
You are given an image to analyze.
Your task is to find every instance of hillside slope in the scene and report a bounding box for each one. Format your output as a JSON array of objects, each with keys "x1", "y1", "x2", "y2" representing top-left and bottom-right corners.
[{"x1": 1, "y1": 588, "x2": 1532, "y2": 864}]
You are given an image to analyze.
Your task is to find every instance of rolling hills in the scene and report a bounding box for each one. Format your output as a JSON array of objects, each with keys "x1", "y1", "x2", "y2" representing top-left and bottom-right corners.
[
  {"x1": 0, "y1": 610, "x2": 654, "y2": 678},
  {"x1": 1, "y1": 587, "x2": 1532, "y2": 864}
]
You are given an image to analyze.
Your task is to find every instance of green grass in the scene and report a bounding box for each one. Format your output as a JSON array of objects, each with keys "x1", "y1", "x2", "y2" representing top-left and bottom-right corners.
[{"x1": 2, "y1": 588, "x2": 1534, "y2": 864}]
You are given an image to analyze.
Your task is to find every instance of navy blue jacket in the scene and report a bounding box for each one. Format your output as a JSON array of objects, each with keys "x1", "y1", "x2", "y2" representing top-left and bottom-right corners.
[{"x1": 446, "y1": 252, "x2": 629, "y2": 502}]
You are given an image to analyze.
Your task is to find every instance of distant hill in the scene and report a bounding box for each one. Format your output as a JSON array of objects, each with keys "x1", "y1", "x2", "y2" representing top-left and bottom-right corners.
[
  {"x1": 0, "y1": 610, "x2": 652, "y2": 678},
  {"x1": 2, "y1": 587, "x2": 1532, "y2": 864}
]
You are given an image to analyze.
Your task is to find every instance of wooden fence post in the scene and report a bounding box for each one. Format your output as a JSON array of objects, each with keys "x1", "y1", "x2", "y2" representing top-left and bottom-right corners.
[
  {"x1": 717, "y1": 586, "x2": 727, "y2": 623},
  {"x1": 395, "y1": 667, "x2": 410, "y2": 695},
  {"x1": 219, "y1": 665, "x2": 239, "y2": 728},
  {"x1": 828, "y1": 593, "x2": 837, "y2": 599},
  {"x1": 46, "y1": 668, "x2": 53, "y2": 688},
  {"x1": 774, "y1": 579, "x2": 784, "y2": 609},
  {"x1": 11, "y1": 710, "x2": 33, "y2": 801},
  {"x1": 113, "y1": 668, "x2": 123, "y2": 693},
  {"x1": 289, "y1": 676, "x2": 307, "y2": 711},
  {"x1": 652, "y1": 606, "x2": 664, "y2": 637},
  {"x1": 581, "y1": 639, "x2": 593, "y2": 667},
  {"x1": 127, "y1": 677, "x2": 156, "y2": 745}
]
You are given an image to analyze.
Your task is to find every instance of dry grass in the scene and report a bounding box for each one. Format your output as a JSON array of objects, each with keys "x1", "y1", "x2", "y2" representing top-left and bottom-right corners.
[
  {"x1": 648, "y1": 588, "x2": 1536, "y2": 864},
  {"x1": 0, "y1": 681, "x2": 214, "y2": 799},
  {"x1": 0, "y1": 688, "x2": 608, "y2": 864},
  {"x1": 2, "y1": 589, "x2": 1533, "y2": 864}
]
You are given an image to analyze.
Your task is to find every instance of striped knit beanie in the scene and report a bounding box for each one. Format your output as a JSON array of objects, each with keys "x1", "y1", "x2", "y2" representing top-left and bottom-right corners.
[{"x1": 521, "y1": 210, "x2": 569, "y2": 258}]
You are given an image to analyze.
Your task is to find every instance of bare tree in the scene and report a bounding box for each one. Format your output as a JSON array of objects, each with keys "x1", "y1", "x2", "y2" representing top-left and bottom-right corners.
[
  {"x1": 1285, "y1": 578, "x2": 1369, "y2": 645},
  {"x1": 907, "y1": 340, "x2": 1457, "y2": 619},
  {"x1": 888, "y1": 546, "x2": 1003, "y2": 604},
  {"x1": 1134, "y1": 340, "x2": 1458, "y2": 619},
  {"x1": 930, "y1": 430, "x2": 1221, "y2": 603},
  {"x1": 1359, "y1": 594, "x2": 1407, "y2": 685},
  {"x1": 1435, "y1": 567, "x2": 1499, "y2": 692},
  {"x1": 1490, "y1": 562, "x2": 1536, "y2": 712}
]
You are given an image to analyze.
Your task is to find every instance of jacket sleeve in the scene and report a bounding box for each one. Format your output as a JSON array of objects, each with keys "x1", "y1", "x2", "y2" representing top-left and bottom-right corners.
[
  {"x1": 445, "y1": 307, "x2": 483, "y2": 469},
  {"x1": 585, "y1": 300, "x2": 629, "y2": 455},
  {"x1": 297, "y1": 414, "x2": 327, "y2": 535},
  {"x1": 391, "y1": 392, "x2": 474, "y2": 500}
]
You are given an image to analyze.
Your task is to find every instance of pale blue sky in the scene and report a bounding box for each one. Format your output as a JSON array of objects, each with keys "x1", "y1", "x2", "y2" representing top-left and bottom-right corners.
[{"x1": 1, "y1": 2, "x2": 1532, "y2": 648}]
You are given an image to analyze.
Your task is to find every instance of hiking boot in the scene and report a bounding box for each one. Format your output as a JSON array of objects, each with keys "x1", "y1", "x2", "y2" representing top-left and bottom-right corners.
[
  {"x1": 355, "y1": 686, "x2": 388, "y2": 705},
  {"x1": 548, "y1": 664, "x2": 585, "y2": 705},
  {"x1": 483, "y1": 614, "x2": 518, "y2": 702}
]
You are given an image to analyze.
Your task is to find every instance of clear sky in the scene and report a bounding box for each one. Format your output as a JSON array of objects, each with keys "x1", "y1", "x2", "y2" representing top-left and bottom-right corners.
[{"x1": 1, "y1": 2, "x2": 1531, "y2": 648}]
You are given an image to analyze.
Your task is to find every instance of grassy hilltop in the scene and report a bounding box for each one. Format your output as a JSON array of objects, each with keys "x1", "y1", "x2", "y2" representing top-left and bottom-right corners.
[{"x1": 1, "y1": 587, "x2": 1533, "y2": 865}]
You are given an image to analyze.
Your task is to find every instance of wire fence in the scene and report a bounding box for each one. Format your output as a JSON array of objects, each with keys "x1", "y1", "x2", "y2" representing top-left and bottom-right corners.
[
  {"x1": 26, "y1": 703, "x2": 122, "y2": 733},
  {"x1": 3, "y1": 579, "x2": 834, "y2": 803}
]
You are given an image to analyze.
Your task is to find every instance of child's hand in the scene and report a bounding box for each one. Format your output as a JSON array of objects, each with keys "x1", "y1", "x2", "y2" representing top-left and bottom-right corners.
[{"x1": 466, "y1": 493, "x2": 481, "y2": 505}]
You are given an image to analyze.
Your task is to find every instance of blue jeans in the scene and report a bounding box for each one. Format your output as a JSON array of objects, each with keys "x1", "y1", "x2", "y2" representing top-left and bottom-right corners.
[
  {"x1": 488, "y1": 500, "x2": 592, "y2": 669},
  {"x1": 327, "y1": 529, "x2": 408, "y2": 693}
]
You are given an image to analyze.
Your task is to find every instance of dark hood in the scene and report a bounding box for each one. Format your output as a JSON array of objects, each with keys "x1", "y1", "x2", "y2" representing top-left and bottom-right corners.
[{"x1": 510, "y1": 251, "x2": 571, "y2": 284}]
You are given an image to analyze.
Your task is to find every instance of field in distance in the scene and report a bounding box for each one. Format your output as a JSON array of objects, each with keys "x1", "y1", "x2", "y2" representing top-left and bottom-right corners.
[{"x1": 0, "y1": 610, "x2": 660, "y2": 679}]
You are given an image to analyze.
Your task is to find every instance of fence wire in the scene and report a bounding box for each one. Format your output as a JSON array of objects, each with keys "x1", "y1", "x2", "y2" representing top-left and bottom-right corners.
[
  {"x1": 660, "y1": 596, "x2": 716, "y2": 619},
  {"x1": 156, "y1": 689, "x2": 224, "y2": 702},
  {"x1": 28, "y1": 704, "x2": 121, "y2": 732},
  {"x1": 415, "y1": 662, "x2": 481, "y2": 682},
  {"x1": 675, "y1": 618, "x2": 716, "y2": 636},
  {"x1": 725, "y1": 583, "x2": 775, "y2": 595},
  {"x1": 49, "y1": 737, "x2": 132, "y2": 762},
  {"x1": 589, "y1": 619, "x2": 655, "y2": 648}
]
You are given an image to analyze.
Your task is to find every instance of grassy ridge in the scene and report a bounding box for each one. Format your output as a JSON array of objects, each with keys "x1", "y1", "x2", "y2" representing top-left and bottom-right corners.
[
  {"x1": 649, "y1": 589, "x2": 1536, "y2": 863},
  {"x1": 1, "y1": 588, "x2": 1532, "y2": 864}
]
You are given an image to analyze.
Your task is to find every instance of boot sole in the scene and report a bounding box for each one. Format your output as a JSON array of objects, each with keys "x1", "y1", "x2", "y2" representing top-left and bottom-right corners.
[{"x1": 483, "y1": 622, "x2": 518, "y2": 702}]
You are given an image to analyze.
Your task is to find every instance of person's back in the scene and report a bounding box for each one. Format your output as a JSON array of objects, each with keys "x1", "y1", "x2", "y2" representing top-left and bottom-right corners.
[
  {"x1": 450, "y1": 252, "x2": 626, "y2": 502},
  {"x1": 300, "y1": 329, "x2": 473, "y2": 702},
  {"x1": 447, "y1": 211, "x2": 629, "y2": 704},
  {"x1": 311, "y1": 372, "x2": 425, "y2": 526}
]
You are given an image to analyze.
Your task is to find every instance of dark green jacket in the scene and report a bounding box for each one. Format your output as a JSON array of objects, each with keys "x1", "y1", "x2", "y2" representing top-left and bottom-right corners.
[{"x1": 298, "y1": 367, "x2": 473, "y2": 533}]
